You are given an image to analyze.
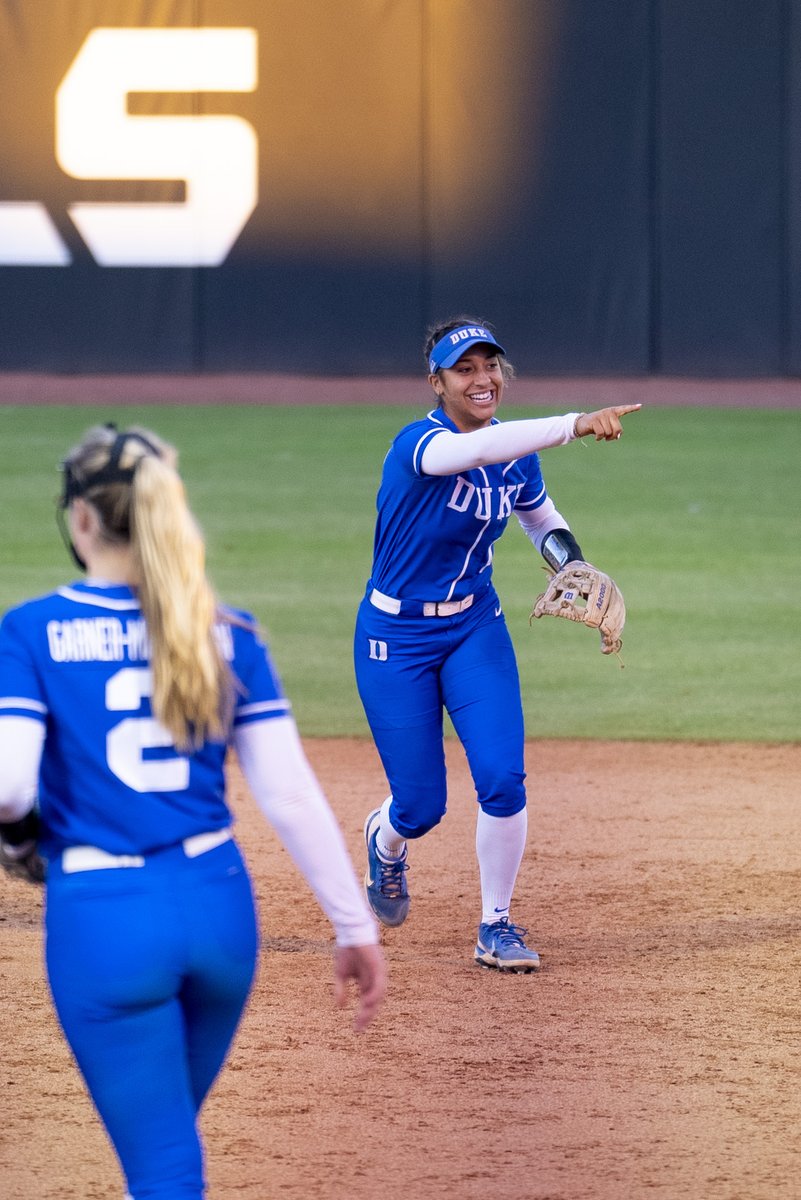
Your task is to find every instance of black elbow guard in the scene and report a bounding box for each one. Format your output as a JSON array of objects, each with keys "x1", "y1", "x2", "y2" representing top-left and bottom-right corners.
[{"x1": 541, "y1": 528, "x2": 584, "y2": 573}]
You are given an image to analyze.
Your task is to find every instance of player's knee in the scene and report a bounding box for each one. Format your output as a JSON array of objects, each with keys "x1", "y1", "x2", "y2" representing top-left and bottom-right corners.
[
  {"x1": 394, "y1": 815, "x2": 443, "y2": 839},
  {"x1": 476, "y1": 769, "x2": 526, "y2": 819},
  {"x1": 389, "y1": 794, "x2": 446, "y2": 840}
]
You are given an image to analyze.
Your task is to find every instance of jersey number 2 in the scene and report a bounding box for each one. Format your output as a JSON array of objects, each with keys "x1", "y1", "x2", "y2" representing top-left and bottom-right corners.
[{"x1": 106, "y1": 667, "x2": 190, "y2": 793}]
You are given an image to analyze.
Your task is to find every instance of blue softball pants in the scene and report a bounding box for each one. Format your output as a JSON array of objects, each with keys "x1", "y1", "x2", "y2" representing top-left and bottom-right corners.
[
  {"x1": 44, "y1": 837, "x2": 259, "y2": 1199},
  {"x1": 354, "y1": 586, "x2": 527, "y2": 839}
]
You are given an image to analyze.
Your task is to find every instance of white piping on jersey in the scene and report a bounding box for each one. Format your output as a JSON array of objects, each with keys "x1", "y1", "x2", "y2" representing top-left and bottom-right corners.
[
  {"x1": 57, "y1": 586, "x2": 139, "y2": 611},
  {"x1": 443, "y1": 464, "x2": 493, "y2": 602},
  {"x1": 515, "y1": 483, "x2": 547, "y2": 511},
  {"x1": 412, "y1": 426, "x2": 446, "y2": 476},
  {"x1": 0, "y1": 696, "x2": 47, "y2": 715},
  {"x1": 237, "y1": 699, "x2": 292, "y2": 718},
  {"x1": 410, "y1": 411, "x2": 449, "y2": 476},
  {"x1": 446, "y1": 515, "x2": 492, "y2": 600}
]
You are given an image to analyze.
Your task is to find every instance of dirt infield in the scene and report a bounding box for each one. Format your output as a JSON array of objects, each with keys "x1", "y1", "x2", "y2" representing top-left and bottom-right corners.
[{"x1": 3, "y1": 737, "x2": 801, "y2": 1200}]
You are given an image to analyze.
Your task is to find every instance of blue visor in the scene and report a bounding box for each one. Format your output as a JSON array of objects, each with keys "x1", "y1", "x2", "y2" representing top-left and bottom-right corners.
[{"x1": 428, "y1": 324, "x2": 506, "y2": 373}]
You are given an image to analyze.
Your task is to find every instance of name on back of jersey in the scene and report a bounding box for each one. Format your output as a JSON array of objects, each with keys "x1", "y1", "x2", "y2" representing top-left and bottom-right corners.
[{"x1": 46, "y1": 617, "x2": 235, "y2": 664}]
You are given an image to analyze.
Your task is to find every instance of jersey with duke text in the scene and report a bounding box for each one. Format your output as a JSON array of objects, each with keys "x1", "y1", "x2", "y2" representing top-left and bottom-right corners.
[
  {"x1": 369, "y1": 408, "x2": 550, "y2": 602},
  {"x1": 0, "y1": 580, "x2": 290, "y2": 858}
]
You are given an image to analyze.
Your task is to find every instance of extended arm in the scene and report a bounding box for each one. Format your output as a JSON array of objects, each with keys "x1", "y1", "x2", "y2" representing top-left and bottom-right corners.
[
  {"x1": 421, "y1": 413, "x2": 579, "y2": 475},
  {"x1": 420, "y1": 404, "x2": 641, "y2": 476}
]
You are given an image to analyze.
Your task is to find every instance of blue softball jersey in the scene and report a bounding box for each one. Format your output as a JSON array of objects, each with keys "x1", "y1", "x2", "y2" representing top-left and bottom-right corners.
[
  {"x1": 0, "y1": 580, "x2": 290, "y2": 859},
  {"x1": 369, "y1": 407, "x2": 550, "y2": 602}
]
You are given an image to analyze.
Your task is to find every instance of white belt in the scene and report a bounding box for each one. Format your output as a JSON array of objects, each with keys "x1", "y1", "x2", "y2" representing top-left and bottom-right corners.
[
  {"x1": 369, "y1": 587, "x2": 474, "y2": 618},
  {"x1": 422, "y1": 595, "x2": 474, "y2": 617},
  {"x1": 369, "y1": 587, "x2": 402, "y2": 614},
  {"x1": 61, "y1": 827, "x2": 233, "y2": 874}
]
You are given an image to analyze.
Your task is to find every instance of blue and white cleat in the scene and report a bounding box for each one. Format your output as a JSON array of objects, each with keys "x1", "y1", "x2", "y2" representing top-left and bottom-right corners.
[
  {"x1": 474, "y1": 918, "x2": 541, "y2": 972},
  {"x1": 364, "y1": 809, "x2": 410, "y2": 927}
]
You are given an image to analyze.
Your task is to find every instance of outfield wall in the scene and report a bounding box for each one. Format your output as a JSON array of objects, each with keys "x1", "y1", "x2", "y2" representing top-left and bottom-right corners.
[{"x1": 1, "y1": 1, "x2": 800, "y2": 376}]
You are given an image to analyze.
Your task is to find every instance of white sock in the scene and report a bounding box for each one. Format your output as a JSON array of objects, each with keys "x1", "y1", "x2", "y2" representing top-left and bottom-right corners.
[
  {"x1": 476, "y1": 807, "x2": 527, "y2": 924},
  {"x1": 375, "y1": 796, "x2": 407, "y2": 861}
]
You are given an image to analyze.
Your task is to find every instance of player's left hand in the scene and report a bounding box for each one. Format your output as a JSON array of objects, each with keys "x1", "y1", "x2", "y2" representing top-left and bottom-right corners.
[
  {"x1": 530, "y1": 561, "x2": 626, "y2": 656},
  {"x1": 575, "y1": 404, "x2": 641, "y2": 441},
  {"x1": 0, "y1": 838, "x2": 46, "y2": 884},
  {"x1": 333, "y1": 943, "x2": 387, "y2": 1032}
]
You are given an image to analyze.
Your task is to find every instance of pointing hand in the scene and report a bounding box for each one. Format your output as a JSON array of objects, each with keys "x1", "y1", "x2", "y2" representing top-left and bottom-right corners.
[{"x1": 574, "y1": 404, "x2": 642, "y2": 441}]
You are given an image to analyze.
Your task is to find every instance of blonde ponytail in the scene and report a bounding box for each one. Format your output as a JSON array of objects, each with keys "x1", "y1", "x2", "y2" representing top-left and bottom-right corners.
[{"x1": 131, "y1": 453, "x2": 232, "y2": 750}]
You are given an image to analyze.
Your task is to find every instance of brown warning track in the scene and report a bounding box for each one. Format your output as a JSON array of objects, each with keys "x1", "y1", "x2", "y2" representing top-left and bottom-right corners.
[{"x1": 0, "y1": 372, "x2": 800, "y2": 406}]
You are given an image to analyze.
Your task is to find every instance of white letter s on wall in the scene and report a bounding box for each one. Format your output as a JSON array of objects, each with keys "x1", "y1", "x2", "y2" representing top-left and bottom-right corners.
[{"x1": 56, "y1": 27, "x2": 258, "y2": 267}]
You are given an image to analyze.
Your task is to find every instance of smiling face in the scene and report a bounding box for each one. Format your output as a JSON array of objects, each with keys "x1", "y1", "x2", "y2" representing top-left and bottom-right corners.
[{"x1": 429, "y1": 344, "x2": 506, "y2": 431}]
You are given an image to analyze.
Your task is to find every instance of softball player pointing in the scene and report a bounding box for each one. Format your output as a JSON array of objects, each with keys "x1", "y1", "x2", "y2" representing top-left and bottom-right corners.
[
  {"x1": 0, "y1": 424, "x2": 385, "y2": 1199},
  {"x1": 355, "y1": 317, "x2": 639, "y2": 971}
]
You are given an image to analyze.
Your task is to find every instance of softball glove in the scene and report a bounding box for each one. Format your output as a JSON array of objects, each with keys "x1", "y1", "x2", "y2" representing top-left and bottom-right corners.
[{"x1": 530, "y1": 562, "x2": 626, "y2": 656}]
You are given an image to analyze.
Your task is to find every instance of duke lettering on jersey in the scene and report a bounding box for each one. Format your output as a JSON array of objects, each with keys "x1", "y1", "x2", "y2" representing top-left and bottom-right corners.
[{"x1": 446, "y1": 477, "x2": 524, "y2": 520}]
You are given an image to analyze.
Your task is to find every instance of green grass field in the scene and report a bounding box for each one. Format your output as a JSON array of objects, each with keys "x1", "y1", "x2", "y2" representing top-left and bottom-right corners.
[{"x1": 1, "y1": 403, "x2": 798, "y2": 741}]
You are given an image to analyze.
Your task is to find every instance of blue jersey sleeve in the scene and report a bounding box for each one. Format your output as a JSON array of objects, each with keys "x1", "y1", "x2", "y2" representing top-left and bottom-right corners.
[
  {"x1": 512, "y1": 454, "x2": 548, "y2": 513},
  {"x1": 390, "y1": 418, "x2": 449, "y2": 478},
  {"x1": 224, "y1": 611, "x2": 293, "y2": 729},
  {"x1": 0, "y1": 606, "x2": 48, "y2": 723}
]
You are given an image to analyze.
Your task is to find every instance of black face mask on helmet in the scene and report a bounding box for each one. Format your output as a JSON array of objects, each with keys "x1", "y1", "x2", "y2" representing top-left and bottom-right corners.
[{"x1": 56, "y1": 423, "x2": 160, "y2": 571}]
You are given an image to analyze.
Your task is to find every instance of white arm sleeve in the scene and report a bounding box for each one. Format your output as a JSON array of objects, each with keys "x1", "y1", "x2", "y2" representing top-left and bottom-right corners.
[
  {"x1": 420, "y1": 413, "x2": 580, "y2": 476},
  {"x1": 515, "y1": 497, "x2": 572, "y2": 553},
  {"x1": 232, "y1": 716, "x2": 379, "y2": 947},
  {"x1": 0, "y1": 717, "x2": 44, "y2": 822}
]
